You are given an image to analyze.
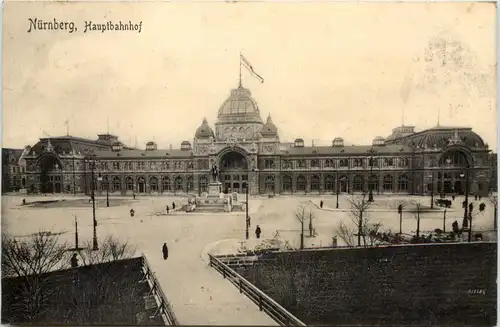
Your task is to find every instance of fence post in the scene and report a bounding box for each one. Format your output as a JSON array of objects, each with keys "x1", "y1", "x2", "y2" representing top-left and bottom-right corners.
[
  {"x1": 209, "y1": 255, "x2": 212, "y2": 267},
  {"x1": 259, "y1": 295, "x2": 263, "y2": 311},
  {"x1": 239, "y1": 279, "x2": 242, "y2": 293},
  {"x1": 223, "y1": 266, "x2": 226, "y2": 279}
]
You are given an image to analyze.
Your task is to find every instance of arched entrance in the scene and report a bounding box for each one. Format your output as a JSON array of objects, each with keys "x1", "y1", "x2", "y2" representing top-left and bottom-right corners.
[
  {"x1": 38, "y1": 154, "x2": 63, "y2": 193},
  {"x1": 438, "y1": 148, "x2": 472, "y2": 195},
  {"x1": 219, "y1": 150, "x2": 249, "y2": 194}
]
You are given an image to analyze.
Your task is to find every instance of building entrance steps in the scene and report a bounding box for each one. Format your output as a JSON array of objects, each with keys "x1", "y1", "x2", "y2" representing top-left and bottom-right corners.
[{"x1": 142, "y1": 250, "x2": 277, "y2": 326}]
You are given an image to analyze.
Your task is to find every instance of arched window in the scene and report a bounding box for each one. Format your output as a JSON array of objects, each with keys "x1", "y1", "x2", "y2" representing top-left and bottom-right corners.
[
  {"x1": 339, "y1": 159, "x2": 349, "y2": 168},
  {"x1": 325, "y1": 175, "x2": 334, "y2": 192},
  {"x1": 311, "y1": 160, "x2": 320, "y2": 168},
  {"x1": 297, "y1": 175, "x2": 306, "y2": 191},
  {"x1": 162, "y1": 176, "x2": 171, "y2": 192},
  {"x1": 187, "y1": 176, "x2": 194, "y2": 192},
  {"x1": 383, "y1": 175, "x2": 393, "y2": 192},
  {"x1": 113, "y1": 176, "x2": 121, "y2": 192},
  {"x1": 311, "y1": 175, "x2": 320, "y2": 192},
  {"x1": 353, "y1": 175, "x2": 364, "y2": 192},
  {"x1": 150, "y1": 176, "x2": 159, "y2": 192},
  {"x1": 199, "y1": 176, "x2": 208, "y2": 193},
  {"x1": 339, "y1": 176, "x2": 349, "y2": 193},
  {"x1": 265, "y1": 175, "x2": 275, "y2": 193},
  {"x1": 282, "y1": 175, "x2": 292, "y2": 193},
  {"x1": 398, "y1": 174, "x2": 409, "y2": 192},
  {"x1": 137, "y1": 176, "x2": 146, "y2": 193},
  {"x1": 175, "y1": 176, "x2": 183, "y2": 191},
  {"x1": 101, "y1": 176, "x2": 109, "y2": 191},
  {"x1": 368, "y1": 175, "x2": 378, "y2": 192},
  {"x1": 325, "y1": 159, "x2": 334, "y2": 168},
  {"x1": 125, "y1": 176, "x2": 134, "y2": 191}
]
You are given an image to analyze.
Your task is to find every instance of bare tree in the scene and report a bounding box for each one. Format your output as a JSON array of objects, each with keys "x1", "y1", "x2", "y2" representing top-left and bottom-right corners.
[
  {"x1": 295, "y1": 204, "x2": 312, "y2": 250},
  {"x1": 2, "y1": 231, "x2": 70, "y2": 278},
  {"x1": 348, "y1": 193, "x2": 372, "y2": 246},
  {"x1": 2, "y1": 231, "x2": 70, "y2": 322},
  {"x1": 335, "y1": 221, "x2": 356, "y2": 247},
  {"x1": 411, "y1": 200, "x2": 424, "y2": 238},
  {"x1": 78, "y1": 235, "x2": 136, "y2": 266},
  {"x1": 365, "y1": 222, "x2": 384, "y2": 246}
]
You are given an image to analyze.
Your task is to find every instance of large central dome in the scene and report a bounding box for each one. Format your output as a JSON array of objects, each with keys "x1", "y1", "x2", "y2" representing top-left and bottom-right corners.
[{"x1": 217, "y1": 86, "x2": 263, "y2": 124}]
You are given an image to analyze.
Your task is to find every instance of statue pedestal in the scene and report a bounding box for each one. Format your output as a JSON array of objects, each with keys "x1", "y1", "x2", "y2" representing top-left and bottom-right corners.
[
  {"x1": 208, "y1": 181, "x2": 222, "y2": 197},
  {"x1": 193, "y1": 181, "x2": 230, "y2": 213}
]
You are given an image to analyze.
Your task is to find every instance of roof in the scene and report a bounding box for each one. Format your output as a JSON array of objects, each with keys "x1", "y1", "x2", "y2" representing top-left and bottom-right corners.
[
  {"x1": 281, "y1": 144, "x2": 412, "y2": 156},
  {"x1": 95, "y1": 148, "x2": 195, "y2": 159},
  {"x1": 217, "y1": 86, "x2": 263, "y2": 124},
  {"x1": 2, "y1": 148, "x2": 24, "y2": 163},
  {"x1": 195, "y1": 118, "x2": 215, "y2": 139},
  {"x1": 385, "y1": 126, "x2": 486, "y2": 150},
  {"x1": 27, "y1": 135, "x2": 133, "y2": 157},
  {"x1": 2, "y1": 257, "x2": 162, "y2": 325}
]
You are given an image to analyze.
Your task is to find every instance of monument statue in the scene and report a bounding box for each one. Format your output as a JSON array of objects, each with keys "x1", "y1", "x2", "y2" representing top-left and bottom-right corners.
[{"x1": 211, "y1": 163, "x2": 219, "y2": 182}]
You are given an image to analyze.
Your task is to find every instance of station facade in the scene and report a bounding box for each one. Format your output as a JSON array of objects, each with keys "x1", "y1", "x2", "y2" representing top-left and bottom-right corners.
[{"x1": 16, "y1": 84, "x2": 495, "y2": 196}]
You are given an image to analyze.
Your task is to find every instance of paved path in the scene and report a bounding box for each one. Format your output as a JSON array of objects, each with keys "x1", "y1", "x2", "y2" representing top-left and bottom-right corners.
[
  {"x1": 137, "y1": 199, "x2": 276, "y2": 325},
  {"x1": 144, "y1": 248, "x2": 276, "y2": 325}
]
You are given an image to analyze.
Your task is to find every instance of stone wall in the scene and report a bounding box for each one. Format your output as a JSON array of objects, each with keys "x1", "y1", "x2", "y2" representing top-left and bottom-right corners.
[{"x1": 241, "y1": 243, "x2": 497, "y2": 326}]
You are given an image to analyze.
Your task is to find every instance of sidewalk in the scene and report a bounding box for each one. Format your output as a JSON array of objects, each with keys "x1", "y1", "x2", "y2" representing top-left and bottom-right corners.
[
  {"x1": 308, "y1": 200, "x2": 454, "y2": 213},
  {"x1": 143, "y1": 249, "x2": 277, "y2": 326}
]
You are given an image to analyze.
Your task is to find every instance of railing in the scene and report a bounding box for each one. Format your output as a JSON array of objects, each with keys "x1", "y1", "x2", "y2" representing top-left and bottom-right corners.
[
  {"x1": 208, "y1": 254, "x2": 306, "y2": 327},
  {"x1": 141, "y1": 255, "x2": 179, "y2": 326}
]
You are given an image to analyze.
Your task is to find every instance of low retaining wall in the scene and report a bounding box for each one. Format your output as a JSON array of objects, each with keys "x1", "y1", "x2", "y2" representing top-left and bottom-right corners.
[{"x1": 241, "y1": 242, "x2": 497, "y2": 326}]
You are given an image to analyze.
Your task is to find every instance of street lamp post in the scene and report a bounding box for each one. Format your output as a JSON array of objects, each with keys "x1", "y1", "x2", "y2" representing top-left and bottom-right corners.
[
  {"x1": 368, "y1": 150, "x2": 374, "y2": 202},
  {"x1": 245, "y1": 184, "x2": 249, "y2": 240},
  {"x1": 88, "y1": 158, "x2": 99, "y2": 251},
  {"x1": 336, "y1": 173, "x2": 339, "y2": 209},
  {"x1": 460, "y1": 168, "x2": 470, "y2": 238},
  {"x1": 429, "y1": 172, "x2": 434, "y2": 209},
  {"x1": 104, "y1": 177, "x2": 109, "y2": 207}
]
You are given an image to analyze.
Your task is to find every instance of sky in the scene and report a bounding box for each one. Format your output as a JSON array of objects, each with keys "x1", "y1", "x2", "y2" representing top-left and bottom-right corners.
[{"x1": 2, "y1": 1, "x2": 497, "y2": 150}]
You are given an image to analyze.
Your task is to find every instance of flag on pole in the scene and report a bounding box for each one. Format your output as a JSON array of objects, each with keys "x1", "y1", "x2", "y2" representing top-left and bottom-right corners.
[{"x1": 240, "y1": 54, "x2": 264, "y2": 83}]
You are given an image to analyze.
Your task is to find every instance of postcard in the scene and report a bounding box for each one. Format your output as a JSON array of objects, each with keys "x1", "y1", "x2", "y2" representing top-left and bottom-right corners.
[{"x1": 2, "y1": 1, "x2": 497, "y2": 326}]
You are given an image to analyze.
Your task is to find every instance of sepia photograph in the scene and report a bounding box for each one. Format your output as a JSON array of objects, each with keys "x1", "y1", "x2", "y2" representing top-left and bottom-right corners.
[{"x1": 1, "y1": 1, "x2": 497, "y2": 326}]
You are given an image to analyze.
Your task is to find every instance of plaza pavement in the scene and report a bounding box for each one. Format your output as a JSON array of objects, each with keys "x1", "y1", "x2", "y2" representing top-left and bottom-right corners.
[
  {"x1": 2, "y1": 193, "x2": 497, "y2": 324},
  {"x1": 1, "y1": 195, "x2": 277, "y2": 326}
]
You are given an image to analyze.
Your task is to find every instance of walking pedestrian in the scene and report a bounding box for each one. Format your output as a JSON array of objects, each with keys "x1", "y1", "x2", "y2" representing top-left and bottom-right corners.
[
  {"x1": 255, "y1": 225, "x2": 262, "y2": 239},
  {"x1": 320, "y1": 200, "x2": 324, "y2": 209},
  {"x1": 172, "y1": 202, "x2": 176, "y2": 210},
  {"x1": 166, "y1": 205, "x2": 170, "y2": 215},
  {"x1": 70, "y1": 253, "x2": 79, "y2": 268},
  {"x1": 162, "y1": 243, "x2": 169, "y2": 260}
]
